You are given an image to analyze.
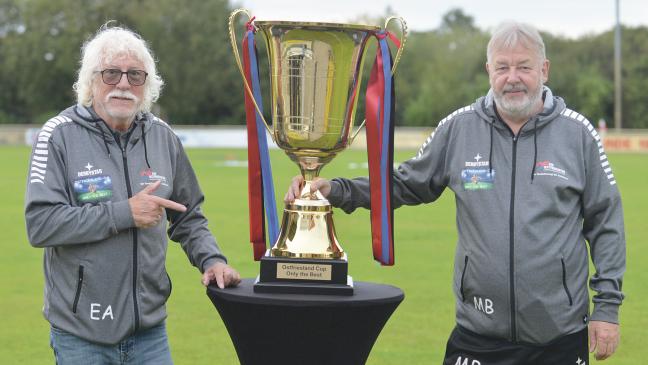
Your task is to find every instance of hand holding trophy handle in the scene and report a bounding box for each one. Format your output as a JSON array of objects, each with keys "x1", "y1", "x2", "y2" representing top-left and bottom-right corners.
[
  {"x1": 228, "y1": 8, "x2": 273, "y2": 136},
  {"x1": 349, "y1": 16, "x2": 408, "y2": 145}
]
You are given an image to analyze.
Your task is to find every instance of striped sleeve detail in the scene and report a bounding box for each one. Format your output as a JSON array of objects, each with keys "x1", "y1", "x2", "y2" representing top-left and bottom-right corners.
[
  {"x1": 561, "y1": 108, "x2": 616, "y2": 185},
  {"x1": 416, "y1": 105, "x2": 473, "y2": 159},
  {"x1": 29, "y1": 116, "x2": 72, "y2": 184}
]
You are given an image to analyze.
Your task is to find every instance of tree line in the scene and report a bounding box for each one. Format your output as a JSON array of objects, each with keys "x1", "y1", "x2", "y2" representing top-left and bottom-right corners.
[{"x1": 1, "y1": 1, "x2": 647, "y2": 128}]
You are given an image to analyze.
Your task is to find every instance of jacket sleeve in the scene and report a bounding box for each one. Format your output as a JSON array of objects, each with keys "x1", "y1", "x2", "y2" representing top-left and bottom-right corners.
[
  {"x1": 25, "y1": 125, "x2": 135, "y2": 247},
  {"x1": 328, "y1": 121, "x2": 451, "y2": 213},
  {"x1": 582, "y1": 130, "x2": 626, "y2": 324},
  {"x1": 166, "y1": 137, "x2": 227, "y2": 273}
]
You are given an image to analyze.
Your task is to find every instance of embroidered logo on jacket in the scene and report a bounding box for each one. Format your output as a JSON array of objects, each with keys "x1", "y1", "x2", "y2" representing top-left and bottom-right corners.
[
  {"x1": 534, "y1": 160, "x2": 568, "y2": 180},
  {"x1": 140, "y1": 168, "x2": 169, "y2": 187},
  {"x1": 73, "y1": 163, "x2": 113, "y2": 203},
  {"x1": 461, "y1": 153, "x2": 495, "y2": 190},
  {"x1": 464, "y1": 153, "x2": 489, "y2": 167},
  {"x1": 77, "y1": 162, "x2": 103, "y2": 177}
]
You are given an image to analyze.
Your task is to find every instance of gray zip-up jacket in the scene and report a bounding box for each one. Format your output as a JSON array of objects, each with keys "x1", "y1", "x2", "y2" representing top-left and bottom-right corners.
[
  {"x1": 329, "y1": 87, "x2": 625, "y2": 344},
  {"x1": 25, "y1": 105, "x2": 227, "y2": 345}
]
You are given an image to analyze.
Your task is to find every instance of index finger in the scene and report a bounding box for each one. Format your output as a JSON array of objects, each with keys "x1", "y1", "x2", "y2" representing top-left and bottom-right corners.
[
  {"x1": 311, "y1": 178, "x2": 325, "y2": 191},
  {"x1": 286, "y1": 176, "x2": 303, "y2": 202},
  {"x1": 150, "y1": 195, "x2": 187, "y2": 212},
  {"x1": 292, "y1": 175, "x2": 303, "y2": 193},
  {"x1": 596, "y1": 342, "x2": 610, "y2": 360},
  {"x1": 589, "y1": 329, "x2": 596, "y2": 353},
  {"x1": 213, "y1": 267, "x2": 225, "y2": 289},
  {"x1": 141, "y1": 180, "x2": 161, "y2": 193}
]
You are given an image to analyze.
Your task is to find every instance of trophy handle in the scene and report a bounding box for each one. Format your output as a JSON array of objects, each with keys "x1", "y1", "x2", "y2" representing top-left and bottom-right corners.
[
  {"x1": 349, "y1": 16, "x2": 408, "y2": 145},
  {"x1": 228, "y1": 9, "x2": 273, "y2": 136},
  {"x1": 384, "y1": 16, "x2": 408, "y2": 75}
]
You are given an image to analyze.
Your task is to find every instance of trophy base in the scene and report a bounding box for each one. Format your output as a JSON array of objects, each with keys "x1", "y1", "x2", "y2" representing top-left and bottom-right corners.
[
  {"x1": 253, "y1": 275, "x2": 354, "y2": 295},
  {"x1": 254, "y1": 251, "x2": 354, "y2": 295}
]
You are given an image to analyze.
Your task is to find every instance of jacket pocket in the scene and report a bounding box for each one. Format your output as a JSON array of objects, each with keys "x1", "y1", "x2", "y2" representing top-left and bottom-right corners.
[
  {"x1": 460, "y1": 255, "x2": 469, "y2": 302},
  {"x1": 560, "y1": 257, "x2": 573, "y2": 306},
  {"x1": 72, "y1": 265, "x2": 84, "y2": 313}
]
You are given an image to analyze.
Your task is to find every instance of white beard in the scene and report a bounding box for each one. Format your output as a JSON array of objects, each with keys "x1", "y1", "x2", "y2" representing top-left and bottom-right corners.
[{"x1": 494, "y1": 81, "x2": 544, "y2": 119}]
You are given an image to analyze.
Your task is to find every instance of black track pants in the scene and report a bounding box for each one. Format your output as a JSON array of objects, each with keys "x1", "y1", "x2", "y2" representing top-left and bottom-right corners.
[{"x1": 443, "y1": 325, "x2": 589, "y2": 365}]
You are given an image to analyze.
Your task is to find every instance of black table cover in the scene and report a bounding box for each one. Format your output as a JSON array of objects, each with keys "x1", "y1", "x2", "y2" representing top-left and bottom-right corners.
[{"x1": 207, "y1": 278, "x2": 404, "y2": 365}]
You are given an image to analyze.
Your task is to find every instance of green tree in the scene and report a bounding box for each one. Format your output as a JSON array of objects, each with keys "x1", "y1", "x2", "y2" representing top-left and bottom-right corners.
[
  {"x1": 2, "y1": 4, "x2": 648, "y2": 128},
  {"x1": 620, "y1": 26, "x2": 648, "y2": 128},
  {"x1": 0, "y1": 0, "x2": 243, "y2": 125},
  {"x1": 544, "y1": 26, "x2": 648, "y2": 128},
  {"x1": 399, "y1": 23, "x2": 489, "y2": 126},
  {"x1": 440, "y1": 8, "x2": 477, "y2": 33},
  {"x1": 136, "y1": 0, "x2": 245, "y2": 124}
]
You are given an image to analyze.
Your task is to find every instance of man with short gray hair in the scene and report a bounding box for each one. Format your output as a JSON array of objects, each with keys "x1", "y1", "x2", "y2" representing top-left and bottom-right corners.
[
  {"x1": 25, "y1": 24, "x2": 240, "y2": 364},
  {"x1": 286, "y1": 21, "x2": 625, "y2": 363}
]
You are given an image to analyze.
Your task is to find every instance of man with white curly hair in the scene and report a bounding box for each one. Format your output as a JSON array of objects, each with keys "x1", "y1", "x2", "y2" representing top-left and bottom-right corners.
[{"x1": 25, "y1": 24, "x2": 240, "y2": 364}]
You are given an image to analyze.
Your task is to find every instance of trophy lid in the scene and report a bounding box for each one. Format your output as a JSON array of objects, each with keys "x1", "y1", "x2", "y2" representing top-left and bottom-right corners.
[{"x1": 254, "y1": 20, "x2": 380, "y2": 32}]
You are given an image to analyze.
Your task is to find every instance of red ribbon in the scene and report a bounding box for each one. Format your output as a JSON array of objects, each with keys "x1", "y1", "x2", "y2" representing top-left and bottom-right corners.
[
  {"x1": 364, "y1": 32, "x2": 398, "y2": 265},
  {"x1": 242, "y1": 31, "x2": 266, "y2": 260}
]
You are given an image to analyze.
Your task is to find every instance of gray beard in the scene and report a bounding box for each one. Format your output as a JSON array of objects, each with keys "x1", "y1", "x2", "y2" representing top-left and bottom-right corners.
[{"x1": 494, "y1": 84, "x2": 544, "y2": 120}]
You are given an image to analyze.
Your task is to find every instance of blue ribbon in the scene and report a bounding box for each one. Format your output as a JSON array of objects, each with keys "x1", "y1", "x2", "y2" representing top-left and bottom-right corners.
[{"x1": 378, "y1": 34, "x2": 393, "y2": 263}]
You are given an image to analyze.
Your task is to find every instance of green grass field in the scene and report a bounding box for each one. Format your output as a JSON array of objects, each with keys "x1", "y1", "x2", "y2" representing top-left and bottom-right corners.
[{"x1": 1, "y1": 145, "x2": 646, "y2": 364}]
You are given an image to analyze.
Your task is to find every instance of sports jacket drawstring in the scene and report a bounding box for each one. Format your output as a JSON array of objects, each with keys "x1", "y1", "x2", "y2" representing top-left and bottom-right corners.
[
  {"x1": 141, "y1": 123, "x2": 151, "y2": 169},
  {"x1": 489, "y1": 121, "x2": 494, "y2": 175},
  {"x1": 99, "y1": 125, "x2": 111, "y2": 157},
  {"x1": 92, "y1": 120, "x2": 112, "y2": 157},
  {"x1": 531, "y1": 118, "x2": 538, "y2": 182}
]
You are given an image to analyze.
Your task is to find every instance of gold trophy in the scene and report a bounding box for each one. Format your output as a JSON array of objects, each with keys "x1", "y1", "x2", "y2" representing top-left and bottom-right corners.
[{"x1": 229, "y1": 9, "x2": 406, "y2": 294}]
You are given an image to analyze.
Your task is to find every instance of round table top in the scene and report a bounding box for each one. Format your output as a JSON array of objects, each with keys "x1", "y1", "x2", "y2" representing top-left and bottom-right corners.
[{"x1": 207, "y1": 278, "x2": 404, "y2": 307}]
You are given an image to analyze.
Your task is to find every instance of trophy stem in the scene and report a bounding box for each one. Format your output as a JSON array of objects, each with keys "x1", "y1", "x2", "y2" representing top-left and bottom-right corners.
[
  {"x1": 299, "y1": 166, "x2": 326, "y2": 201},
  {"x1": 297, "y1": 156, "x2": 325, "y2": 182},
  {"x1": 302, "y1": 169, "x2": 319, "y2": 183}
]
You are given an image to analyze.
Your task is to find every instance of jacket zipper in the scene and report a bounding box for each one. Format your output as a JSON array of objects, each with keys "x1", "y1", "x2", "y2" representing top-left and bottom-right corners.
[
  {"x1": 561, "y1": 258, "x2": 574, "y2": 306},
  {"x1": 115, "y1": 131, "x2": 140, "y2": 332},
  {"x1": 509, "y1": 135, "x2": 518, "y2": 342},
  {"x1": 72, "y1": 265, "x2": 84, "y2": 313},
  {"x1": 460, "y1": 256, "x2": 469, "y2": 302}
]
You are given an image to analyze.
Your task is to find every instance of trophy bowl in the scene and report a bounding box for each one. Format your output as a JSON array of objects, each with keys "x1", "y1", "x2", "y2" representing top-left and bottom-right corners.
[{"x1": 255, "y1": 20, "x2": 380, "y2": 260}]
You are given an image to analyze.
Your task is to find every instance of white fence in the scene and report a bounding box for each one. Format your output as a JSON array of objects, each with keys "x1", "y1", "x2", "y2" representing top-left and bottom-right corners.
[
  {"x1": 4, "y1": 124, "x2": 648, "y2": 152},
  {"x1": 12, "y1": 125, "x2": 432, "y2": 150}
]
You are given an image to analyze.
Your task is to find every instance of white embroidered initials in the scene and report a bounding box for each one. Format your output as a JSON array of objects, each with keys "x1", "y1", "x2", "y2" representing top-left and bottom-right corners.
[
  {"x1": 455, "y1": 356, "x2": 481, "y2": 365},
  {"x1": 473, "y1": 297, "x2": 494, "y2": 314},
  {"x1": 90, "y1": 303, "x2": 114, "y2": 320}
]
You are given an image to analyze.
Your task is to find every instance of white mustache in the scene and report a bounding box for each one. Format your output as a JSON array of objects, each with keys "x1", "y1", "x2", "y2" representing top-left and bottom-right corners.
[{"x1": 107, "y1": 90, "x2": 138, "y2": 102}]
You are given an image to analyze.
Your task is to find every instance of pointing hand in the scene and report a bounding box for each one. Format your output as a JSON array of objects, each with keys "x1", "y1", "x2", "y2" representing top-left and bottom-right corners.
[{"x1": 129, "y1": 180, "x2": 187, "y2": 228}]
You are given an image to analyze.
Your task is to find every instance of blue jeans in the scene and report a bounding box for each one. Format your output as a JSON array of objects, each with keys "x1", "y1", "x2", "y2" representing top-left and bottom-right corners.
[{"x1": 50, "y1": 323, "x2": 173, "y2": 365}]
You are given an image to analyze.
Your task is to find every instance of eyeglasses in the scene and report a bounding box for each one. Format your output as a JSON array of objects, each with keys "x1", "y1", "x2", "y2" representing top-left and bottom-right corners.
[{"x1": 99, "y1": 69, "x2": 148, "y2": 86}]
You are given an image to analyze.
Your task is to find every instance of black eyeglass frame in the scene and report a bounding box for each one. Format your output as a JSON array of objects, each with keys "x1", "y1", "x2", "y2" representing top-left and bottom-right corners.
[{"x1": 98, "y1": 69, "x2": 148, "y2": 86}]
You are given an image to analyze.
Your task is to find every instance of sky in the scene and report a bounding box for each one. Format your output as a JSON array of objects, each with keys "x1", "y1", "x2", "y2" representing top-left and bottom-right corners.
[{"x1": 235, "y1": 0, "x2": 647, "y2": 39}]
